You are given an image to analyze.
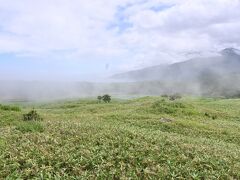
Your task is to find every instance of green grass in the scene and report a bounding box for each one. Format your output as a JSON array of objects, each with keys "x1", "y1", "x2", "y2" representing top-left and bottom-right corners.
[
  {"x1": 0, "y1": 104, "x2": 21, "y2": 112},
  {"x1": 15, "y1": 121, "x2": 44, "y2": 133},
  {"x1": 0, "y1": 96, "x2": 240, "y2": 179}
]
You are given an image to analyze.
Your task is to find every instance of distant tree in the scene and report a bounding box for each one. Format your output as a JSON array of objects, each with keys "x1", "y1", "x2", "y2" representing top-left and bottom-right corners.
[
  {"x1": 169, "y1": 93, "x2": 182, "y2": 101},
  {"x1": 97, "y1": 96, "x2": 102, "y2": 103},
  {"x1": 161, "y1": 94, "x2": 169, "y2": 98},
  {"x1": 102, "y1": 94, "x2": 111, "y2": 103},
  {"x1": 174, "y1": 93, "x2": 182, "y2": 99}
]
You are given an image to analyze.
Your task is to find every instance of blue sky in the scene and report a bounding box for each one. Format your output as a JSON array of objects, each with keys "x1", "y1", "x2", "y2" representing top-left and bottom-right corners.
[
  {"x1": 0, "y1": 0, "x2": 240, "y2": 81},
  {"x1": 0, "y1": 53, "x2": 123, "y2": 81}
]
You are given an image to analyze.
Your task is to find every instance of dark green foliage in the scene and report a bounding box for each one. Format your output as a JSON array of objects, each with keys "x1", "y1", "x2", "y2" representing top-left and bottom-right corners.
[
  {"x1": 161, "y1": 94, "x2": 169, "y2": 98},
  {"x1": 23, "y1": 109, "x2": 42, "y2": 121},
  {"x1": 97, "y1": 95, "x2": 111, "y2": 103},
  {"x1": 102, "y1": 94, "x2": 111, "y2": 103},
  {"x1": 0, "y1": 104, "x2": 21, "y2": 111},
  {"x1": 204, "y1": 112, "x2": 210, "y2": 117},
  {"x1": 205, "y1": 112, "x2": 218, "y2": 120},
  {"x1": 97, "y1": 96, "x2": 102, "y2": 103},
  {"x1": 224, "y1": 91, "x2": 240, "y2": 99},
  {"x1": 169, "y1": 93, "x2": 182, "y2": 101}
]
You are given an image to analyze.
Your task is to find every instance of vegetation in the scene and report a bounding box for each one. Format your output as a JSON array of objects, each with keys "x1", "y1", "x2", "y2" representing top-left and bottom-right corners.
[
  {"x1": 97, "y1": 95, "x2": 102, "y2": 103},
  {"x1": 160, "y1": 94, "x2": 182, "y2": 101},
  {"x1": 23, "y1": 109, "x2": 42, "y2": 121},
  {"x1": 102, "y1": 94, "x2": 111, "y2": 103},
  {"x1": 161, "y1": 94, "x2": 169, "y2": 98},
  {"x1": 97, "y1": 94, "x2": 111, "y2": 103},
  {"x1": 0, "y1": 96, "x2": 240, "y2": 179},
  {"x1": 16, "y1": 121, "x2": 44, "y2": 133},
  {"x1": 169, "y1": 93, "x2": 182, "y2": 101},
  {"x1": 0, "y1": 104, "x2": 21, "y2": 111}
]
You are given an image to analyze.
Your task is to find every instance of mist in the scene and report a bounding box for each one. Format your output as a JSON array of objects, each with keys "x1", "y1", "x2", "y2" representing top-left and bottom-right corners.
[
  {"x1": 1, "y1": 1, "x2": 240, "y2": 102},
  {"x1": 1, "y1": 48, "x2": 240, "y2": 102}
]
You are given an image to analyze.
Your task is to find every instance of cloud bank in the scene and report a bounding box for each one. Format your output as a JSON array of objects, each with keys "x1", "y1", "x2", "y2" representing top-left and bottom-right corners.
[{"x1": 0, "y1": 0, "x2": 240, "y2": 78}]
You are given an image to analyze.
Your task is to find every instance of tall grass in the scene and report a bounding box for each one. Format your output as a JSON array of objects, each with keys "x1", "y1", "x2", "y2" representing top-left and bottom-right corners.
[{"x1": 0, "y1": 104, "x2": 21, "y2": 111}]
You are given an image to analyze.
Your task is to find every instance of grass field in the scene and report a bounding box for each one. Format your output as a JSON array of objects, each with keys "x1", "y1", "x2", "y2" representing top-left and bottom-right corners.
[{"x1": 0, "y1": 96, "x2": 240, "y2": 179}]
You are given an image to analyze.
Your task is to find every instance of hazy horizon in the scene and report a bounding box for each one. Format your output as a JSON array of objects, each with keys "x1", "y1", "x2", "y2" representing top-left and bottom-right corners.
[{"x1": 0, "y1": 0, "x2": 240, "y2": 81}]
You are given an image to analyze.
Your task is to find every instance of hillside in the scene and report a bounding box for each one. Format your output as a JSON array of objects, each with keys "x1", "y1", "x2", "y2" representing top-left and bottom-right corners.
[
  {"x1": 112, "y1": 48, "x2": 240, "y2": 97},
  {"x1": 112, "y1": 48, "x2": 240, "y2": 81},
  {"x1": 0, "y1": 96, "x2": 240, "y2": 178}
]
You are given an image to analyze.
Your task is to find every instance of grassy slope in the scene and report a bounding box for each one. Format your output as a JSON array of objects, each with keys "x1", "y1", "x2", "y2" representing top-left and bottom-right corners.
[{"x1": 0, "y1": 97, "x2": 240, "y2": 179}]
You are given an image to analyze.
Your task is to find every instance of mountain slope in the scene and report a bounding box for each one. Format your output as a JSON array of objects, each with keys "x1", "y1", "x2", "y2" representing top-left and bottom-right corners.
[
  {"x1": 112, "y1": 48, "x2": 240, "y2": 81},
  {"x1": 111, "y1": 48, "x2": 240, "y2": 97}
]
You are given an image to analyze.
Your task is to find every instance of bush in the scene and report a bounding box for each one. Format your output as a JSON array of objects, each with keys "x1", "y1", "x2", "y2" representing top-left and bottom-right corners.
[
  {"x1": 23, "y1": 109, "x2": 42, "y2": 121},
  {"x1": 169, "y1": 93, "x2": 182, "y2": 101}
]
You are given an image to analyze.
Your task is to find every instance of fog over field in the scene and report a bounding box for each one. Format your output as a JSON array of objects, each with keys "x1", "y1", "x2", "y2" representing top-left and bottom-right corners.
[
  {"x1": 1, "y1": 48, "x2": 240, "y2": 101},
  {"x1": 0, "y1": 0, "x2": 240, "y2": 101}
]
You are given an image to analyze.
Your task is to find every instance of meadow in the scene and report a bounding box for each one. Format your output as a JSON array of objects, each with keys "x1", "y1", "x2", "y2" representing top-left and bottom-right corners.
[{"x1": 0, "y1": 96, "x2": 240, "y2": 179}]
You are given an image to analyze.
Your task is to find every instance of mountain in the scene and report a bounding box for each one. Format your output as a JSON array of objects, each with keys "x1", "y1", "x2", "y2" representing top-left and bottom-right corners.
[
  {"x1": 112, "y1": 48, "x2": 240, "y2": 97},
  {"x1": 220, "y1": 48, "x2": 240, "y2": 56},
  {"x1": 112, "y1": 48, "x2": 240, "y2": 81}
]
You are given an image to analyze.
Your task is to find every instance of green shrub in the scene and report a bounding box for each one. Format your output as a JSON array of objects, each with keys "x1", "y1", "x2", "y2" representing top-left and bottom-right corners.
[{"x1": 23, "y1": 109, "x2": 42, "y2": 121}]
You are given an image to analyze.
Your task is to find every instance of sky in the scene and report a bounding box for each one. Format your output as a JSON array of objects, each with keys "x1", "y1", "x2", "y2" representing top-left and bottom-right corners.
[{"x1": 0, "y1": 0, "x2": 240, "y2": 81}]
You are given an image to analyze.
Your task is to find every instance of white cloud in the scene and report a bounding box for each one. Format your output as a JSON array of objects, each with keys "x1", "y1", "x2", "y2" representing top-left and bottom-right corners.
[{"x1": 0, "y1": 0, "x2": 240, "y2": 72}]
